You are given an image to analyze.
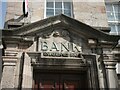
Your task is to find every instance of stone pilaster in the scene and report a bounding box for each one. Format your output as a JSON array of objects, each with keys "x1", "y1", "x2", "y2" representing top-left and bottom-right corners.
[
  {"x1": 0, "y1": 51, "x2": 23, "y2": 89},
  {"x1": 22, "y1": 53, "x2": 33, "y2": 90},
  {"x1": 103, "y1": 54, "x2": 119, "y2": 89},
  {"x1": 1, "y1": 56, "x2": 17, "y2": 89}
]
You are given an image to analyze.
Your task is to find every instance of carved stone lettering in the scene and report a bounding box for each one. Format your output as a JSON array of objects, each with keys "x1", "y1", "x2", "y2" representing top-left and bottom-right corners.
[
  {"x1": 41, "y1": 41, "x2": 81, "y2": 52},
  {"x1": 61, "y1": 43, "x2": 69, "y2": 52},
  {"x1": 41, "y1": 41, "x2": 48, "y2": 51},
  {"x1": 50, "y1": 42, "x2": 59, "y2": 51}
]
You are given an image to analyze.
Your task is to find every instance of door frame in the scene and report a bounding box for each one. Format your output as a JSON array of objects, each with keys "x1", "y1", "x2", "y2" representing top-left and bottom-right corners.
[{"x1": 31, "y1": 54, "x2": 100, "y2": 90}]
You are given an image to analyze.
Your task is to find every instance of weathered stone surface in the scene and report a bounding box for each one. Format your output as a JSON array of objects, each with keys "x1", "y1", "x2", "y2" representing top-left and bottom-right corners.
[
  {"x1": 73, "y1": 2, "x2": 108, "y2": 27},
  {"x1": 5, "y1": 0, "x2": 108, "y2": 27},
  {"x1": 2, "y1": 1, "x2": 120, "y2": 89},
  {"x1": 1, "y1": 66, "x2": 15, "y2": 88},
  {"x1": 22, "y1": 53, "x2": 32, "y2": 88}
]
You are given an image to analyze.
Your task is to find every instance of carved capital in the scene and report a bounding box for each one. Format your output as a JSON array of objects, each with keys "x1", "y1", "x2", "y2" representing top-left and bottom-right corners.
[
  {"x1": 103, "y1": 54, "x2": 117, "y2": 69},
  {"x1": 2, "y1": 56, "x2": 18, "y2": 66}
]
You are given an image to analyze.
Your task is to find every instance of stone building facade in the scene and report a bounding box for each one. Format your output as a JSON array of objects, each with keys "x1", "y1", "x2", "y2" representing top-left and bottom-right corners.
[{"x1": 0, "y1": 0, "x2": 120, "y2": 89}]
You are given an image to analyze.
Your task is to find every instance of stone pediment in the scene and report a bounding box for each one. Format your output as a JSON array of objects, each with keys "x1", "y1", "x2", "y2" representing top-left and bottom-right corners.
[
  {"x1": 27, "y1": 29, "x2": 87, "y2": 66},
  {"x1": 2, "y1": 14, "x2": 120, "y2": 44}
]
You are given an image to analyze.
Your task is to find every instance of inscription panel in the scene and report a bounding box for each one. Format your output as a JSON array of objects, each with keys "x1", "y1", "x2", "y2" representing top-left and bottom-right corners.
[{"x1": 38, "y1": 30, "x2": 82, "y2": 59}]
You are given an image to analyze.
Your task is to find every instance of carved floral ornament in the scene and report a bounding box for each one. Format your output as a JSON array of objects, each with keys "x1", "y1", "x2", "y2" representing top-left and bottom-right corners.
[{"x1": 42, "y1": 29, "x2": 69, "y2": 38}]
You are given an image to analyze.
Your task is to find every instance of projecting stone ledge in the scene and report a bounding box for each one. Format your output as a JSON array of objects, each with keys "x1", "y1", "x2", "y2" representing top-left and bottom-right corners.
[{"x1": 2, "y1": 56, "x2": 18, "y2": 66}]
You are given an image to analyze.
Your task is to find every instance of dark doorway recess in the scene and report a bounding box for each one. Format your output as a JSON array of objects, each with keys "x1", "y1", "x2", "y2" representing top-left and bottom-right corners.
[{"x1": 33, "y1": 70, "x2": 88, "y2": 90}]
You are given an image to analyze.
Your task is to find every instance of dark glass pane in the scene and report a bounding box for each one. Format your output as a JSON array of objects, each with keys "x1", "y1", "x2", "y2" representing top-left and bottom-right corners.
[
  {"x1": 114, "y1": 4, "x2": 119, "y2": 12},
  {"x1": 64, "y1": 10, "x2": 71, "y2": 16},
  {"x1": 55, "y1": 9, "x2": 62, "y2": 15},
  {"x1": 110, "y1": 24, "x2": 117, "y2": 35},
  {"x1": 115, "y1": 12, "x2": 119, "y2": 21},
  {"x1": 110, "y1": 25, "x2": 116, "y2": 32},
  {"x1": 55, "y1": 2, "x2": 62, "y2": 8},
  {"x1": 47, "y1": 2, "x2": 54, "y2": 8},
  {"x1": 46, "y1": 9, "x2": 54, "y2": 17},
  {"x1": 106, "y1": 12, "x2": 115, "y2": 21},
  {"x1": 106, "y1": 4, "x2": 113, "y2": 11},
  {"x1": 64, "y1": 2, "x2": 71, "y2": 10},
  {"x1": 117, "y1": 24, "x2": 120, "y2": 34}
]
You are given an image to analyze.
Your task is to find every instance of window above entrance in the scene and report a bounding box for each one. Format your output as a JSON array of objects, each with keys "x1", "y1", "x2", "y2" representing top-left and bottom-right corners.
[
  {"x1": 45, "y1": 0, "x2": 73, "y2": 18},
  {"x1": 105, "y1": 2, "x2": 120, "y2": 35}
]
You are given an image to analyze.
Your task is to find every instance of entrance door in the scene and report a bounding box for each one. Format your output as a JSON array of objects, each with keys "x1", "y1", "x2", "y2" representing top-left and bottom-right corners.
[{"x1": 33, "y1": 72, "x2": 88, "y2": 90}]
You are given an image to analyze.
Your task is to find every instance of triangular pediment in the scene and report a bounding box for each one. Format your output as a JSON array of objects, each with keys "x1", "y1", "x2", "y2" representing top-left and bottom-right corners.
[{"x1": 2, "y1": 14, "x2": 120, "y2": 43}]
